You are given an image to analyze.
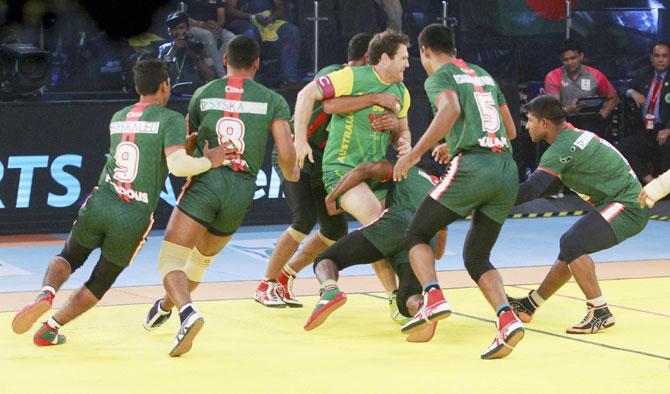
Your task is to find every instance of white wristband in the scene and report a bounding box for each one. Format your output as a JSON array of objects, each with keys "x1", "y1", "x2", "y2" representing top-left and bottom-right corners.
[{"x1": 167, "y1": 149, "x2": 212, "y2": 177}]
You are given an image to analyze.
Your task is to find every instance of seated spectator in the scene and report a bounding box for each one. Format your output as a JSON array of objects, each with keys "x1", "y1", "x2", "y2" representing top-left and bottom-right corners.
[
  {"x1": 619, "y1": 42, "x2": 670, "y2": 184},
  {"x1": 184, "y1": 0, "x2": 235, "y2": 77},
  {"x1": 544, "y1": 39, "x2": 619, "y2": 135},
  {"x1": 375, "y1": 0, "x2": 403, "y2": 32},
  {"x1": 225, "y1": 0, "x2": 300, "y2": 84},
  {"x1": 158, "y1": 11, "x2": 216, "y2": 89}
]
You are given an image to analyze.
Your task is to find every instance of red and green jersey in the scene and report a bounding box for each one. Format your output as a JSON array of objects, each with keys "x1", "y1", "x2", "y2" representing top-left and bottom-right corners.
[
  {"x1": 388, "y1": 166, "x2": 439, "y2": 212},
  {"x1": 317, "y1": 65, "x2": 411, "y2": 172},
  {"x1": 538, "y1": 127, "x2": 641, "y2": 207},
  {"x1": 302, "y1": 63, "x2": 346, "y2": 153},
  {"x1": 98, "y1": 103, "x2": 185, "y2": 213},
  {"x1": 425, "y1": 59, "x2": 511, "y2": 159},
  {"x1": 188, "y1": 76, "x2": 291, "y2": 179}
]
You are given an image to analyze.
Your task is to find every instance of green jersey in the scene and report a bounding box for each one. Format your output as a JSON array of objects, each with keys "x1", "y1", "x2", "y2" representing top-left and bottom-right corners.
[
  {"x1": 98, "y1": 102, "x2": 185, "y2": 213},
  {"x1": 304, "y1": 63, "x2": 345, "y2": 153},
  {"x1": 317, "y1": 65, "x2": 411, "y2": 171},
  {"x1": 188, "y1": 76, "x2": 291, "y2": 179},
  {"x1": 387, "y1": 166, "x2": 439, "y2": 212},
  {"x1": 425, "y1": 59, "x2": 511, "y2": 159},
  {"x1": 538, "y1": 127, "x2": 641, "y2": 207}
]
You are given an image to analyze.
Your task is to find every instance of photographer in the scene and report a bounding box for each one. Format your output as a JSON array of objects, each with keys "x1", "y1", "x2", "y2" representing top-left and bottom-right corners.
[{"x1": 158, "y1": 11, "x2": 215, "y2": 88}]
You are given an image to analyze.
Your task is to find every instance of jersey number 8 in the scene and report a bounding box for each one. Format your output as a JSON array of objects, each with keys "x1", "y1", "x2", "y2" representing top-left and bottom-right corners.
[{"x1": 216, "y1": 117, "x2": 246, "y2": 153}]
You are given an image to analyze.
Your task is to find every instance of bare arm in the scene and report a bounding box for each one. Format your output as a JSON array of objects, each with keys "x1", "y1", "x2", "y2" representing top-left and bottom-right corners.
[
  {"x1": 216, "y1": 7, "x2": 226, "y2": 27},
  {"x1": 325, "y1": 161, "x2": 392, "y2": 215},
  {"x1": 500, "y1": 104, "x2": 516, "y2": 141},
  {"x1": 393, "y1": 90, "x2": 461, "y2": 181},
  {"x1": 226, "y1": 0, "x2": 253, "y2": 20},
  {"x1": 600, "y1": 94, "x2": 620, "y2": 119},
  {"x1": 294, "y1": 81, "x2": 323, "y2": 168},
  {"x1": 322, "y1": 93, "x2": 400, "y2": 114},
  {"x1": 391, "y1": 117, "x2": 411, "y2": 148},
  {"x1": 272, "y1": 119, "x2": 299, "y2": 182}
]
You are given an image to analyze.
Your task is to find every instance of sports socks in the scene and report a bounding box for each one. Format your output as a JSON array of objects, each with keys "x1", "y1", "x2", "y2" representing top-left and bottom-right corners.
[
  {"x1": 529, "y1": 290, "x2": 545, "y2": 307},
  {"x1": 423, "y1": 281, "x2": 440, "y2": 293},
  {"x1": 587, "y1": 295, "x2": 606, "y2": 307},
  {"x1": 496, "y1": 304, "x2": 511, "y2": 317},
  {"x1": 47, "y1": 316, "x2": 62, "y2": 330},
  {"x1": 179, "y1": 303, "x2": 196, "y2": 323}
]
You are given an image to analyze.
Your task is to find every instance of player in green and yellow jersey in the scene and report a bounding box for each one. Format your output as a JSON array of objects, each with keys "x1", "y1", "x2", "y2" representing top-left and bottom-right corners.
[
  {"x1": 12, "y1": 59, "x2": 232, "y2": 347},
  {"x1": 508, "y1": 95, "x2": 648, "y2": 334},
  {"x1": 143, "y1": 36, "x2": 299, "y2": 357},
  {"x1": 394, "y1": 24, "x2": 522, "y2": 359}
]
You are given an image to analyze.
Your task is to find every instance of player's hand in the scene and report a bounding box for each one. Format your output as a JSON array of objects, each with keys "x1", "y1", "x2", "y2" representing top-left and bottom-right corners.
[
  {"x1": 185, "y1": 131, "x2": 198, "y2": 155},
  {"x1": 638, "y1": 188, "x2": 655, "y2": 208},
  {"x1": 324, "y1": 193, "x2": 343, "y2": 216},
  {"x1": 657, "y1": 129, "x2": 670, "y2": 145},
  {"x1": 372, "y1": 111, "x2": 398, "y2": 131},
  {"x1": 294, "y1": 140, "x2": 313, "y2": 169},
  {"x1": 431, "y1": 143, "x2": 449, "y2": 164},
  {"x1": 286, "y1": 164, "x2": 300, "y2": 183},
  {"x1": 374, "y1": 93, "x2": 401, "y2": 113},
  {"x1": 395, "y1": 137, "x2": 411, "y2": 157},
  {"x1": 631, "y1": 91, "x2": 646, "y2": 108},
  {"x1": 564, "y1": 100, "x2": 581, "y2": 115},
  {"x1": 204, "y1": 20, "x2": 222, "y2": 36},
  {"x1": 204, "y1": 140, "x2": 240, "y2": 168},
  {"x1": 393, "y1": 151, "x2": 419, "y2": 182}
]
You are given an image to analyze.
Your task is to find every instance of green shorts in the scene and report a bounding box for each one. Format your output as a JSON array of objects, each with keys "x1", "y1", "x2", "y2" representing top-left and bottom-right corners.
[
  {"x1": 597, "y1": 202, "x2": 649, "y2": 243},
  {"x1": 177, "y1": 167, "x2": 256, "y2": 236},
  {"x1": 70, "y1": 188, "x2": 153, "y2": 267},
  {"x1": 430, "y1": 151, "x2": 518, "y2": 224},
  {"x1": 272, "y1": 148, "x2": 324, "y2": 187},
  {"x1": 322, "y1": 165, "x2": 389, "y2": 203}
]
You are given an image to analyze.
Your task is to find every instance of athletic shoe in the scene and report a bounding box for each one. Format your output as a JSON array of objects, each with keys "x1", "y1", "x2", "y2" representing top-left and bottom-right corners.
[
  {"x1": 566, "y1": 303, "x2": 615, "y2": 334},
  {"x1": 401, "y1": 288, "x2": 451, "y2": 336},
  {"x1": 254, "y1": 280, "x2": 286, "y2": 307},
  {"x1": 303, "y1": 288, "x2": 347, "y2": 331},
  {"x1": 12, "y1": 290, "x2": 54, "y2": 334},
  {"x1": 389, "y1": 291, "x2": 410, "y2": 325},
  {"x1": 169, "y1": 310, "x2": 204, "y2": 357},
  {"x1": 481, "y1": 310, "x2": 525, "y2": 360},
  {"x1": 33, "y1": 322, "x2": 66, "y2": 347},
  {"x1": 143, "y1": 298, "x2": 172, "y2": 331},
  {"x1": 276, "y1": 272, "x2": 302, "y2": 308},
  {"x1": 508, "y1": 291, "x2": 538, "y2": 323}
]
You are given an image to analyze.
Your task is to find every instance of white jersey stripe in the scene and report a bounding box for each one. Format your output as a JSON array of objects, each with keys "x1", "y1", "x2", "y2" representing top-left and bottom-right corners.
[{"x1": 430, "y1": 154, "x2": 462, "y2": 200}]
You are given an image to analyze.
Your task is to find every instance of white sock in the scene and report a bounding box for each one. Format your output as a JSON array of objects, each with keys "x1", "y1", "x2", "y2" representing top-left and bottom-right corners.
[
  {"x1": 587, "y1": 296, "x2": 606, "y2": 307},
  {"x1": 321, "y1": 279, "x2": 338, "y2": 291},
  {"x1": 179, "y1": 303, "x2": 195, "y2": 314},
  {"x1": 530, "y1": 290, "x2": 545, "y2": 307},
  {"x1": 47, "y1": 316, "x2": 62, "y2": 330},
  {"x1": 41, "y1": 286, "x2": 56, "y2": 296}
]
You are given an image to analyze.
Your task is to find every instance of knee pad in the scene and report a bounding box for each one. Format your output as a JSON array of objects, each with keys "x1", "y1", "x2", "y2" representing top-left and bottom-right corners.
[
  {"x1": 405, "y1": 224, "x2": 433, "y2": 250},
  {"x1": 84, "y1": 257, "x2": 124, "y2": 299},
  {"x1": 317, "y1": 230, "x2": 336, "y2": 246},
  {"x1": 287, "y1": 227, "x2": 307, "y2": 243},
  {"x1": 183, "y1": 247, "x2": 216, "y2": 282},
  {"x1": 558, "y1": 232, "x2": 587, "y2": 264},
  {"x1": 318, "y1": 217, "x2": 348, "y2": 243},
  {"x1": 157, "y1": 241, "x2": 192, "y2": 278},
  {"x1": 463, "y1": 246, "x2": 495, "y2": 283},
  {"x1": 57, "y1": 238, "x2": 93, "y2": 273},
  {"x1": 290, "y1": 210, "x2": 317, "y2": 236}
]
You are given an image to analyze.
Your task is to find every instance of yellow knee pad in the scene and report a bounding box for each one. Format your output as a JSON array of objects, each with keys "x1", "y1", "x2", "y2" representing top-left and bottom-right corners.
[
  {"x1": 287, "y1": 227, "x2": 307, "y2": 242},
  {"x1": 317, "y1": 230, "x2": 336, "y2": 246},
  {"x1": 183, "y1": 247, "x2": 216, "y2": 282},
  {"x1": 157, "y1": 241, "x2": 192, "y2": 278}
]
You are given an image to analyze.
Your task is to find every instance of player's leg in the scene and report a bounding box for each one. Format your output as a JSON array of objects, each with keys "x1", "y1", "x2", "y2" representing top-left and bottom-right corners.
[{"x1": 394, "y1": 262, "x2": 434, "y2": 342}]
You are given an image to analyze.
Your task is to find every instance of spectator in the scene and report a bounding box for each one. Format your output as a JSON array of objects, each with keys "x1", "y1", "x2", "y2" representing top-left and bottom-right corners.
[
  {"x1": 544, "y1": 39, "x2": 619, "y2": 135},
  {"x1": 158, "y1": 11, "x2": 216, "y2": 88},
  {"x1": 225, "y1": 0, "x2": 300, "y2": 84},
  {"x1": 375, "y1": 0, "x2": 403, "y2": 32},
  {"x1": 184, "y1": 0, "x2": 235, "y2": 77},
  {"x1": 619, "y1": 42, "x2": 670, "y2": 184}
]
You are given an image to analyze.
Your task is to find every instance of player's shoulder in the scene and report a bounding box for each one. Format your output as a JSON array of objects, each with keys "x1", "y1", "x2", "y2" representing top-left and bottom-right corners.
[
  {"x1": 317, "y1": 63, "x2": 345, "y2": 77},
  {"x1": 247, "y1": 79, "x2": 286, "y2": 102}
]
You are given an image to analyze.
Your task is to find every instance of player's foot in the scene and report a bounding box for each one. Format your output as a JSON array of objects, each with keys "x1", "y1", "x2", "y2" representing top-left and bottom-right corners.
[
  {"x1": 304, "y1": 288, "x2": 347, "y2": 331},
  {"x1": 12, "y1": 290, "x2": 54, "y2": 334},
  {"x1": 254, "y1": 280, "x2": 286, "y2": 308},
  {"x1": 401, "y1": 288, "x2": 451, "y2": 336},
  {"x1": 566, "y1": 303, "x2": 615, "y2": 334},
  {"x1": 143, "y1": 298, "x2": 172, "y2": 331},
  {"x1": 406, "y1": 320, "x2": 438, "y2": 343},
  {"x1": 169, "y1": 309, "x2": 204, "y2": 357},
  {"x1": 389, "y1": 290, "x2": 410, "y2": 325},
  {"x1": 33, "y1": 322, "x2": 66, "y2": 347},
  {"x1": 507, "y1": 291, "x2": 538, "y2": 323},
  {"x1": 481, "y1": 310, "x2": 525, "y2": 360},
  {"x1": 276, "y1": 270, "x2": 302, "y2": 308}
]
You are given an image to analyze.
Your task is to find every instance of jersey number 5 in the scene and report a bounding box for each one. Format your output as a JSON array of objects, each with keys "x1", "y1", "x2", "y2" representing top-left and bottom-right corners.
[
  {"x1": 473, "y1": 92, "x2": 501, "y2": 133},
  {"x1": 113, "y1": 141, "x2": 140, "y2": 183},
  {"x1": 216, "y1": 117, "x2": 246, "y2": 153}
]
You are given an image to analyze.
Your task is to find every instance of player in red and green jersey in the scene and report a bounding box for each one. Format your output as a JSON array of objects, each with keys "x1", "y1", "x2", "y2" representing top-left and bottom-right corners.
[
  {"x1": 394, "y1": 24, "x2": 523, "y2": 359},
  {"x1": 508, "y1": 95, "x2": 649, "y2": 335},
  {"x1": 142, "y1": 35, "x2": 299, "y2": 357},
  {"x1": 11, "y1": 59, "x2": 232, "y2": 347},
  {"x1": 293, "y1": 30, "x2": 413, "y2": 300}
]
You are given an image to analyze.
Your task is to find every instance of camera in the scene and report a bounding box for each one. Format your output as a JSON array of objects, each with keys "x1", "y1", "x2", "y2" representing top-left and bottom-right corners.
[{"x1": 175, "y1": 33, "x2": 205, "y2": 54}]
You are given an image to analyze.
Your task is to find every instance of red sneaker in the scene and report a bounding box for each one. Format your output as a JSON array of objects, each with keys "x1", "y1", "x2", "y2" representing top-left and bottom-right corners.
[
  {"x1": 401, "y1": 288, "x2": 451, "y2": 337},
  {"x1": 33, "y1": 322, "x2": 66, "y2": 347},
  {"x1": 276, "y1": 269, "x2": 302, "y2": 308},
  {"x1": 12, "y1": 291, "x2": 54, "y2": 334},
  {"x1": 481, "y1": 310, "x2": 525, "y2": 359},
  {"x1": 254, "y1": 280, "x2": 286, "y2": 307}
]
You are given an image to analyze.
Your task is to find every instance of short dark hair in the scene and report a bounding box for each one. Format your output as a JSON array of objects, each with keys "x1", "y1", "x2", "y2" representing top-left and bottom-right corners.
[
  {"x1": 524, "y1": 95, "x2": 565, "y2": 125},
  {"x1": 166, "y1": 11, "x2": 189, "y2": 28},
  {"x1": 133, "y1": 59, "x2": 169, "y2": 95},
  {"x1": 418, "y1": 24, "x2": 455, "y2": 55},
  {"x1": 226, "y1": 35, "x2": 260, "y2": 69},
  {"x1": 560, "y1": 39, "x2": 582, "y2": 55},
  {"x1": 348, "y1": 33, "x2": 373, "y2": 62},
  {"x1": 653, "y1": 41, "x2": 670, "y2": 53},
  {"x1": 368, "y1": 30, "x2": 410, "y2": 65}
]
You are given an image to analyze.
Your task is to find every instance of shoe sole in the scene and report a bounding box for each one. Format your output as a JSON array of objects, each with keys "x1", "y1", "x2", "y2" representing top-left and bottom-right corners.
[
  {"x1": 12, "y1": 300, "x2": 51, "y2": 334},
  {"x1": 254, "y1": 298, "x2": 287, "y2": 308},
  {"x1": 401, "y1": 309, "x2": 451, "y2": 335},
  {"x1": 481, "y1": 327, "x2": 525, "y2": 360},
  {"x1": 406, "y1": 321, "x2": 437, "y2": 343},
  {"x1": 283, "y1": 300, "x2": 303, "y2": 309},
  {"x1": 566, "y1": 320, "x2": 615, "y2": 334},
  {"x1": 304, "y1": 294, "x2": 347, "y2": 331},
  {"x1": 169, "y1": 317, "x2": 204, "y2": 357}
]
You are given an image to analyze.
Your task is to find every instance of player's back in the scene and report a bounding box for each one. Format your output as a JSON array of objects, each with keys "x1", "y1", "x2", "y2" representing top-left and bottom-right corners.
[
  {"x1": 98, "y1": 102, "x2": 185, "y2": 213},
  {"x1": 388, "y1": 166, "x2": 439, "y2": 212},
  {"x1": 425, "y1": 60, "x2": 511, "y2": 158},
  {"x1": 188, "y1": 76, "x2": 291, "y2": 179}
]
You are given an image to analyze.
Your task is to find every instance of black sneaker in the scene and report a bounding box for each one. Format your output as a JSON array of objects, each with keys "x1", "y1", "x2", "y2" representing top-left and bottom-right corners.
[
  {"x1": 143, "y1": 298, "x2": 172, "y2": 331},
  {"x1": 566, "y1": 303, "x2": 615, "y2": 334},
  {"x1": 507, "y1": 292, "x2": 538, "y2": 323},
  {"x1": 169, "y1": 309, "x2": 204, "y2": 357}
]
